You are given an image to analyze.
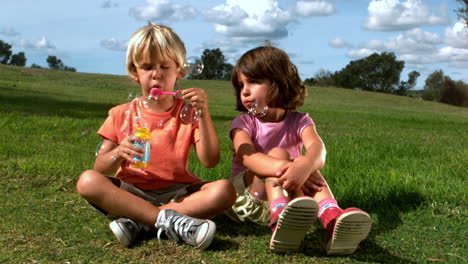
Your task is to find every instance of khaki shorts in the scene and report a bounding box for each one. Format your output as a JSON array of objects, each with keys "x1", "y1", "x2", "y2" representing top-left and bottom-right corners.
[
  {"x1": 91, "y1": 177, "x2": 208, "y2": 219},
  {"x1": 225, "y1": 171, "x2": 270, "y2": 225}
]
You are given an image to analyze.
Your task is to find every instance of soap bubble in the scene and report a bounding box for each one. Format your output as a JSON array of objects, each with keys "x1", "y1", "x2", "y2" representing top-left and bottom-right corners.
[
  {"x1": 184, "y1": 56, "x2": 204, "y2": 76},
  {"x1": 180, "y1": 102, "x2": 201, "y2": 124},
  {"x1": 248, "y1": 102, "x2": 268, "y2": 117}
]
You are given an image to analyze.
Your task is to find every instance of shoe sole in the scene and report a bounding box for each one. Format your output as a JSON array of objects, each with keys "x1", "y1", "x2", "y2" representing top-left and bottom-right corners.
[
  {"x1": 269, "y1": 197, "x2": 318, "y2": 253},
  {"x1": 195, "y1": 219, "x2": 217, "y2": 250},
  {"x1": 109, "y1": 221, "x2": 132, "y2": 247},
  {"x1": 326, "y1": 210, "x2": 372, "y2": 255}
]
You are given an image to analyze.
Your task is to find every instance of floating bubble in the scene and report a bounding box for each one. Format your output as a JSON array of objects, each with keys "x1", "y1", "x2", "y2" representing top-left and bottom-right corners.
[
  {"x1": 248, "y1": 102, "x2": 268, "y2": 117},
  {"x1": 180, "y1": 103, "x2": 201, "y2": 124},
  {"x1": 184, "y1": 56, "x2": 204, "y2": 76}
]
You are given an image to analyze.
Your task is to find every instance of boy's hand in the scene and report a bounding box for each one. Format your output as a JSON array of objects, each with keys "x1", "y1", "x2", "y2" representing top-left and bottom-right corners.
[
  {"x1": 182, "y1": 88, "x2": 208, "y2": 117},
  {"x1": 114, "y1": 135, "x2": 144, "y2": 163}
]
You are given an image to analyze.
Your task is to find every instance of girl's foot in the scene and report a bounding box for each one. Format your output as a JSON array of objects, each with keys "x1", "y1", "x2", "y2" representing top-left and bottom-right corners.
[
  {"x1": 320, "y1": 207, "x2": 372, "y2": 255},
  {"x1": 269, "y1": 197, "x2": 318, "y2": 253}
]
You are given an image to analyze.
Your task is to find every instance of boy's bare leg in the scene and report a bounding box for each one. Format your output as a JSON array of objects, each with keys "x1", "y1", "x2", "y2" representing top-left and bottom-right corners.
[
  {"x1": 160, "y1": 180, "x2": 236, "y2": 219},
  {"x1": 77, "y1": 170, "x2": 236, "y2": 226},
  {"x1": 77, "y1": 170, "x2": 160, "y2": 226}
]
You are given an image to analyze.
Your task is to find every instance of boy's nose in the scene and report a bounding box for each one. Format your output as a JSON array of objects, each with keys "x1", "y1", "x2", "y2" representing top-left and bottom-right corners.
[{"x1": 152, "y1": 70, "x2": 161, "y2": 79}]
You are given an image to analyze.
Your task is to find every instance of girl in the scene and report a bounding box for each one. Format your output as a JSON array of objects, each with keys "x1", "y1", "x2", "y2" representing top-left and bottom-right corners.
[{"x1": 227, "y1": 46, "x2": 372, "y2": 254}]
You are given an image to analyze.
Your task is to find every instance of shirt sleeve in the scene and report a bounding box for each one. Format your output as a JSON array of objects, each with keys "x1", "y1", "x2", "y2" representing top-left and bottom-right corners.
[
  {"x1": 297, "y1": 112, "x2": 315, "y2": 138},
  {"x1": 230, "y1": 113, "x2": 253, "y2": 140},
  {"x1": 97, "y1": 108, "x2": 119, "y2": 143}
]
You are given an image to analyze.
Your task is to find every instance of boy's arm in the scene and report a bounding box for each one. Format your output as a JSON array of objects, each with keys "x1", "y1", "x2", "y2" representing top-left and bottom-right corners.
[
  {"x1": 94, "y1": 138, "x2": 144, "y2": 175},
  {"x1": 278, "y1": 125, "x2": 326, "y2": 191},
  {"x1": 185, "y1": 88, "x2": 220, "y2": 168},
  {"x1": 232, "y1": 128, "x2": 289, "y2": 176}
]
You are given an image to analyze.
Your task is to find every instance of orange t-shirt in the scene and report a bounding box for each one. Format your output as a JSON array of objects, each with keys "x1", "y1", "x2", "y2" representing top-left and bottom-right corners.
[{"x1": 98, "y1": 98, "x2": 201, "y2": 190}]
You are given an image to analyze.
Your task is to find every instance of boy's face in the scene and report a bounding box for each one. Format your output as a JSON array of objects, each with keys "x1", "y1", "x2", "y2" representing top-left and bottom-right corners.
[
  {"x1": 236, "y1": 72, "x2": 271, "y2": 111},
  {"x1": 131, "y1": 58, "x2": 183, "y2": 97}
]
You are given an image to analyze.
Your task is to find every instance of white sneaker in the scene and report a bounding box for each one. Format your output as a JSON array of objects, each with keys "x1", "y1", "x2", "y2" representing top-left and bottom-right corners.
[
  {"x1": 155, "y1": 209, "x2": 216, "y2": 250},
  {"x1": 109, "y1": 218, "x2": 147, "y2": 247}
]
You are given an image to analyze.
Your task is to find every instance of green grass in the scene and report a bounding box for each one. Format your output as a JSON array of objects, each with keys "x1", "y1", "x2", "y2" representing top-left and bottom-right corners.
[{"x1": 0, "y1": 64, "x2": 467, "y2": 263}]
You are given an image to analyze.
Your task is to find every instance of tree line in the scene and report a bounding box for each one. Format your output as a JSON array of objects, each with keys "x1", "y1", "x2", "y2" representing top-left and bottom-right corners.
[
  {"x1": 304, "y1": 52, "x2": 468, "y2": 107},
  {"x1": 0, "y1": 40, "x2": 76, "y2": 72}
]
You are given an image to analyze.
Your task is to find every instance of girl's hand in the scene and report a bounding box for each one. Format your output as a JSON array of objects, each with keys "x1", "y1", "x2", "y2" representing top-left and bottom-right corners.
[
  {"x1": 277, "y1": 157, "x2": 313, "y2": 192},
  {"x1": 182, "y1": 88, "x2": 208, "y2": 117},
  {"x1": 301, "y1": 171, "x2": 326, "y2": 196}
]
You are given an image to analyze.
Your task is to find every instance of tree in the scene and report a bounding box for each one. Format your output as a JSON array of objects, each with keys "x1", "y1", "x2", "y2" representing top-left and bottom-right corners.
[
  {"x1": 395, "y1": 70, "x2": 420, "y2": 95},
  {"x1": 423, "y1": 69, "x2": 468, "y2": 107},
  {"x1": 0, "y1": 40, "x2": 13, "y2": 64},
  {"x1": 47, "y1": 55, "x2": 65, "y2": 70},
  {"x1": 456, "y1": 0, "x2": 467, "y2": 27},
  {"x1": 196, "y1": 48, "x2": 233, "y2": 80},
  {"x1": 46, "y1": 55, "x2": 76, "y2": 71},
  {"x1": 423, "y1": 70, "x2": 445, "y2": 101},
  {"x1": 9, "y1": 52, "x2": 27, "y2": 66},
  {"x1": 333, "y1": 52, "x2": 404, "y2": 93},
  {"x1": 312, "y1": 68, "x2": 335, "y2": 87}
]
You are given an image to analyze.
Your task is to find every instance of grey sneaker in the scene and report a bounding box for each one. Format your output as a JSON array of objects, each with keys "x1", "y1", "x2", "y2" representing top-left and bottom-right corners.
[
  {"x1": 155, "y1": 209, "x2": 216, "y2": 250},
  {"x1": 109, "y1": 218, "x2": 148, "y2": 247}
]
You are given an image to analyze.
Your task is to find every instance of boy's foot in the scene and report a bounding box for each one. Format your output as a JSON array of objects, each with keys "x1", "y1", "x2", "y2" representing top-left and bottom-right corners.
[
  {"x1": 269, "y1": 197, "x2": 318, "y2": 253},
  {"x1": 322, "y1": 207, "x2": 372, "y2": 255},
  {"x1": 109, "y1": 218, "x2": 148, "y2": 247},
  {"x1": 155, "y1": 209, "x2": 216, "y2": 250}
]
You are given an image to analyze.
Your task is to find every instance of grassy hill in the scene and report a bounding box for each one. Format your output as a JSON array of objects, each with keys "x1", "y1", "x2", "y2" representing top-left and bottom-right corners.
[{"x1": 0, "y1": 64, "x2": 466, "y2": 263}]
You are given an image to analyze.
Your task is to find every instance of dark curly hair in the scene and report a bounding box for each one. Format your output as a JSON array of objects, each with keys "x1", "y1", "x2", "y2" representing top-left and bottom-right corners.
[{"x1": 231, "y1": 46, "x2": 306, "y2": 112}]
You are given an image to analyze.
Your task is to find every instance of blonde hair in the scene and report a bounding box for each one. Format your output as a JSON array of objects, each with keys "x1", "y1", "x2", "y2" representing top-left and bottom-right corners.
[{"x1": 126, "y1": 22, "x2": 187, "y2": 78}]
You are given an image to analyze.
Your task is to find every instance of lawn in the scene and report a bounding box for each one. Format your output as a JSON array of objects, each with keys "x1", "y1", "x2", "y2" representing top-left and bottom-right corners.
[{"x1": 0, "y1": 64, "x2": 466, "y2": 263}]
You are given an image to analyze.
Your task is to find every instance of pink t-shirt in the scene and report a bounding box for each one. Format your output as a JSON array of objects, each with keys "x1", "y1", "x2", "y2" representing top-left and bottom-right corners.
[
  {"x1": 98, "y1": 98, "x2": 201, "y2": 190},
  {"x1": 230, "y1": 111, "x2": 315, "y2": 177}
]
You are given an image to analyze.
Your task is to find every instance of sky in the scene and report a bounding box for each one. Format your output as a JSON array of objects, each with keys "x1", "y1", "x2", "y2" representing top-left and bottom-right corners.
[{"x1": 1, "y1": 0, "x2": 467, "y2": 89}]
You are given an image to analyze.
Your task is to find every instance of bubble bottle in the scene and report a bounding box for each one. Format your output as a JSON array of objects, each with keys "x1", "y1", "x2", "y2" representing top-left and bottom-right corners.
[
  {"x1": 128, "y1": 112, "x2": 151, "y2": 169},
  {"x1": 130, "y1": 126, "x2": 151, "y2": 169}
]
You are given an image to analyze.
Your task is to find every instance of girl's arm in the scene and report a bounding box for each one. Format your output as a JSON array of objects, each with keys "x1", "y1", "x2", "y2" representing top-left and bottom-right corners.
[
  {"x1": 232, "y1": 128, "x2": 289, "y2": 176},
  {"x1": 185, "y1": 88, "x2": 220, "y2": 168},
  {"x1": 278, "y1": 125, "x2": 326, "y2": 191}
]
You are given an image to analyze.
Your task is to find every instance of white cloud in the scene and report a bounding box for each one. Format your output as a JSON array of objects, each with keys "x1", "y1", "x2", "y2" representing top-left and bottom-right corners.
[
  {"x1": 20, "y1": 36, "x2": 56, "y2": 55},
  {"x1": 205, "y1": 0, "x2": 292, "y2": 40},
  {"x1": 100, "y1": 38, "x2": 127, "y2": 52},
  {"x1": 347, "y1": 48, "x2": 375, "y2": 58},
  {"x1": 130, "y1": 0, "x2": 196, "y2": 22},
  {"x1": 363, "y1": 0, "x2": 450, "y2": 31},
  {"x1": 295, "y1": 1, "x2": 335, "y2": 16},
  {"x1": 0, "y1": 27, "x2": 19, "y2": 37},
  {"x1": 444, "y1": 20, "x2": 468, "y2": 49},
  {"x1": 329, "y1": 38, "x2": 351, "y2": 48},
  {"x1": 364, "y1": 28, "x2": 441, "y2": 54}
]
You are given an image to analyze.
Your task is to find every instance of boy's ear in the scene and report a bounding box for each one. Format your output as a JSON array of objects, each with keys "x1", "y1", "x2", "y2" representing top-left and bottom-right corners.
[
  {"x1": 177, "y1": 68, "x2": 184, "y2": 79},
  {"x1": 131, "y1": 74, "x2": 140, "y2": 83}
]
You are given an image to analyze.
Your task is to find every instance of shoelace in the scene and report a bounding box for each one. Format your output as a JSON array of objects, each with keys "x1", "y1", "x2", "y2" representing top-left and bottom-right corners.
[
  {"x1": 235, "y1": 191, "x2": 269, "y2": 223},
  {"x1": 157, "y1": 214, "x2": 194, "y2": 243}
]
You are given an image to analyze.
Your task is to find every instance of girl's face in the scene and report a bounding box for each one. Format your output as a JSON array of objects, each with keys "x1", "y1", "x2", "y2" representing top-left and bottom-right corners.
[
  {"x1": 132, "y1": 58, "x2": 183, "y2": 97},
  {"x1": 237, "y1": 72, "x2": 271, "y2": 111}
]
